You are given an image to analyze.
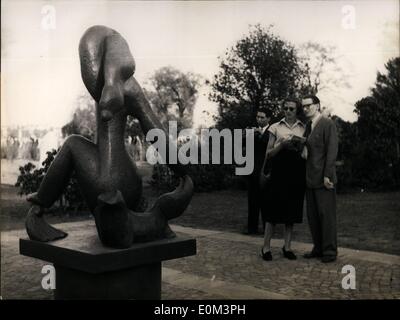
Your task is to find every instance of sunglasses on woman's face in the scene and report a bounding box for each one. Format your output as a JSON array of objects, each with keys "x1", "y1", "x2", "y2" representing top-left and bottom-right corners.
[{"x1": 283, "y1": 107, "x2": 296, "y2": 112}]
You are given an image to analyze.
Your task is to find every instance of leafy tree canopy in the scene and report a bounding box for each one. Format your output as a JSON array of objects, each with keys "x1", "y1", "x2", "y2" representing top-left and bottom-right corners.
[
  {"x1": 210, "y1": 24, "x2": 305, "y2": 129},
  {"x1": 145, "y1": 66, "x2": 202, "y2": 130}
]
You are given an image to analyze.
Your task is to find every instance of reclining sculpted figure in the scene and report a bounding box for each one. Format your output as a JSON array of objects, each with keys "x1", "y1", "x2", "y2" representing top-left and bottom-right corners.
[{"x1": 25, "y1": 25, "x2": 194, "y2": 248}]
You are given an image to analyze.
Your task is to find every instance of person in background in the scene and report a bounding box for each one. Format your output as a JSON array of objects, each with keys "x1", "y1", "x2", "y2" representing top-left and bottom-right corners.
[
  {"x1": 243, "y1": 108, "x2": 272, "y2": 235},
  {"x1": 260, "y1": 97, "x2": 306, "y2": 261}
]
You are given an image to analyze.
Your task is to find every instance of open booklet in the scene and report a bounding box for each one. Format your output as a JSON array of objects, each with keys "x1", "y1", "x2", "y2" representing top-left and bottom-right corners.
[
  {"x1": 285, "y1": 134, "x2": 307, "y2": 153},
  {"x1": 289, "y1": 135, "x2": 307, "y2": 143}
]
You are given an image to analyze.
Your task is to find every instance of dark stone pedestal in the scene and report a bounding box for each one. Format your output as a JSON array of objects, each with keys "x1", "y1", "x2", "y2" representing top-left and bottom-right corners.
[{"x1": 19, "y1": 226, "x2": 196, "y2": 300}]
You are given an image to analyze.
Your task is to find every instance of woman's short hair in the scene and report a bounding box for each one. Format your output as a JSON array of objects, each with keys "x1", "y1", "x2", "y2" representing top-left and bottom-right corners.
[
  {"x1": 282, "y1": 97, "x2": 305, "y2": 119},
  {"x1": 282, "y1": 97, "x2": 301, "y2": 110}
]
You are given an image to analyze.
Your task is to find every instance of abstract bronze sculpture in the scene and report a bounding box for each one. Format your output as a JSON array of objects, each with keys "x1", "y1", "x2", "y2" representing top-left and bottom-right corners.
[{"x1": 25, "y1": 26, "x2": 193, "y2": 248}]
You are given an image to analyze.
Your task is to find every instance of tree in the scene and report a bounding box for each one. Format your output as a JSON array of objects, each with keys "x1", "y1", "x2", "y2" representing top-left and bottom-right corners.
[
  {"x1": 125, "y1": 116, "x2": 143, "y2": 139},
  {"x1": 62, "y1": 93, "x2": 96, "y2": 140},
  {"x1": 62, "y1": 92, "x2": 144, "y2": 142},
  {"x1": 331, "y1": 115, "x2": 358, "y2": 191},
  {"x1": 210, "y1": 24, "x2": 305, "y2": 129},
  {"x1": 352, "y1": 57, "x2": 400, "y2": 189},
  {"x1": 356, "y1": 58, "x2": 400, "y2": 160},
  {"x1": 297, "y1": 42, "x2": 351, "y2": 95},
  {"x1": 352, "y1": 97, "x2": 394, "y2": 188},
  {"x1": 371, "y1": 57, "x2": 400, "y2": 157},
  {"x1": 145, "y1": 66, "x2": 201, "y2": 130}
]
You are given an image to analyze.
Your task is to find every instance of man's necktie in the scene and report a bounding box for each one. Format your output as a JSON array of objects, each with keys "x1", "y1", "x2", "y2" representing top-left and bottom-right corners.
[
  {"x1": 302, "y1": 121, "x2": 312, "y2": 159},
  {"x1": 304, "y1": 121, "x2": 312, "y2": 138}
]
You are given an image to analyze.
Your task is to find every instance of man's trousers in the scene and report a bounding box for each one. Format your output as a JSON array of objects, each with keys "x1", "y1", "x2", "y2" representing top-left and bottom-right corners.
[
  {"x1": 247, "y1": 175, "x2": 265, "y2": 233},
  {"x1": 306, "y1": 188, "x2": 337, "y2": 257}
]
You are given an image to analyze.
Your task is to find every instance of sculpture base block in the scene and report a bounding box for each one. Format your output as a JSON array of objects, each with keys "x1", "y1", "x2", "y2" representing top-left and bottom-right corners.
[
  {"x1": 54, "y1": 262, "x2": 161, "y2": 299},
  {"x1": 19, "y1": 224, "x2": 196, "y2": 300}
]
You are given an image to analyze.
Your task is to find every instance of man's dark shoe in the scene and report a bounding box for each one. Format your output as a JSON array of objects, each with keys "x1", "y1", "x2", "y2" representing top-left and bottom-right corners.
[
  {"x1": 321, "y1": 255, "x2": 337, "y2": 263},
  {"x1": 282, "y1": 247, "x2": 297, "y2": 260},
  {"x1": 260, "y1": 248, "x2": 272, "y2": 261},
  {"x1": 303, "y1": 251, "x2": 323, "y2": 259}
]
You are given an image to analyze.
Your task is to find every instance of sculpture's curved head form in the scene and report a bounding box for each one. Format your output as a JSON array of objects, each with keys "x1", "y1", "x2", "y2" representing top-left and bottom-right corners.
[{"x1": 79, "y1": 25, "x2": 136, "y2": 122}]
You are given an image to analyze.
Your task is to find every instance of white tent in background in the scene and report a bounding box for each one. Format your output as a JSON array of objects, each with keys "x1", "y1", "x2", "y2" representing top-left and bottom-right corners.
[{"x1": 38, "y1": 128, "x2": 63, "y2": 164}]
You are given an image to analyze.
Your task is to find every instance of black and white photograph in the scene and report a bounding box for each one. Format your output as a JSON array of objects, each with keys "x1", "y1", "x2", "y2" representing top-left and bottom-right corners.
[{"x1": 1, "y1": 0, "x2": 399, "y2": 305}]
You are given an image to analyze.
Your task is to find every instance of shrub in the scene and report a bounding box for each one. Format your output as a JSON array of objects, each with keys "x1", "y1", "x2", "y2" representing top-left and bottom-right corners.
[
  {"x1": 150, "y1": 132, "x2": 246, "y2": 193},
  {"x1": 15, "y1": 149, "x2": 86, "y2": 212},
  {"x1": 151, "y1": 162, "x2": 237, "y2": 193}
]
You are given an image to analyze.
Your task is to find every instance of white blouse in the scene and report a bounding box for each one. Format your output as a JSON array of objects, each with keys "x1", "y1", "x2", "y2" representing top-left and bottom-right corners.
[{"x1": 268, "y1": 118, "x2": 305, "y2": 148}]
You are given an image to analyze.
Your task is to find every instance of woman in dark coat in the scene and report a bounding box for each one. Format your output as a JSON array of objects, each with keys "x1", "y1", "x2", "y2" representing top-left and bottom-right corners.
[{"x1": 260, "y1": 97, "x2": 306, "y2": 261}]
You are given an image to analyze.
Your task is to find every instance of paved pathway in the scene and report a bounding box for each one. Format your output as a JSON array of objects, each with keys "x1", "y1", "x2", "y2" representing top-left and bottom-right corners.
[{"x1": 1, "y1": 220, "x2": 399, "y2": 299}]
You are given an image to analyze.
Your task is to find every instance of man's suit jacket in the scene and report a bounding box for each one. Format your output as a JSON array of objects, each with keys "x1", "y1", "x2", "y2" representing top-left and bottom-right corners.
[
  {"x1": 252, "y1": 128, "x2": 269, "y2": 177},
  {"x1": 306, "y1": 116, "x2": 338, "y2": 189}
]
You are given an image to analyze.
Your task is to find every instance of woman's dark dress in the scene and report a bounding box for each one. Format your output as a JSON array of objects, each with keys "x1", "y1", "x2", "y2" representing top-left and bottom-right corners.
[{"x1": 263, "y1": 146, "x2": 306, "y2": 224}]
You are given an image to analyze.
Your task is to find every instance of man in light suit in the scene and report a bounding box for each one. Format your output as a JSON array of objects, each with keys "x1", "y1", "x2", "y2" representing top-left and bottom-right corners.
[{"x1": 302, "y1": 95, "x2": 338, "y2": 263}]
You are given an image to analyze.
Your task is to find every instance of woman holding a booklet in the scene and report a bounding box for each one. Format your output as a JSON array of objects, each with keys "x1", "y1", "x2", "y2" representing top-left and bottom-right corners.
[{"x1": 260, "y1": 97, "x2": 306, "y2": 261}]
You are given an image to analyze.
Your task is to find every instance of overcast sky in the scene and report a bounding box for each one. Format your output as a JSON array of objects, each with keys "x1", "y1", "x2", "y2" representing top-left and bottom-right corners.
[{"x1": 1, "y1": 0, "x2": 399, "y2": 128}]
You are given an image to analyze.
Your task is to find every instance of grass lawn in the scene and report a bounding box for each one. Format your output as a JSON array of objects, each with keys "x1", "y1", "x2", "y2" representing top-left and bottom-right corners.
[
  {"x1": 1, "y1": 184, "x2": 399, "y2": 255},
  {"x1": 0, "y1": 184, "x2": 92, "y2": 231},
  {"x1": 174, "y1": 188, "x2": 400, "y2": 255}
]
